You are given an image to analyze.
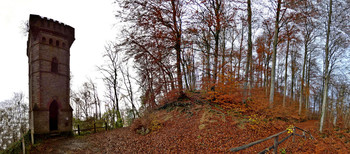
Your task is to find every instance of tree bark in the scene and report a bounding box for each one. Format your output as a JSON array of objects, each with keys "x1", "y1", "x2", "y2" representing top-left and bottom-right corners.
[
  {"x1": 291, "y1": 50, "x2": 296, "y2": 100},
  {"x1": 320, "y1": 0, "x2": 332, "y2": 133},
  {"x1": 238, "y1": 23, "x2": 244, "y2": 80},
  {"x1": 306, "y1": 54, "x2": 311, "y2": 110},
  {"x1": 269, "y1": 0, "x2": 282, "y2": 106},
  {"x1": 299, "y1": 40, "x2": 308, "y2": 115},
  {"x1": 244, "y1": 0, "x2": 253, "y2": 101},
  {"x1": 221, "y1": 28, "x2": 226, "y2": 83},
  {"x1": 171, "y1": 0, "x2": 184, "y2": 96},
  {"x1": 283, "y1": 27, "x2": 290, "y2": 107}
]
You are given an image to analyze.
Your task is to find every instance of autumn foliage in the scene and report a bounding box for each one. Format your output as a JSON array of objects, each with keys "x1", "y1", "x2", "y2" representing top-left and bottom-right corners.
[
  {"x1": 29, "y1": 88, "x2": 350, "y2": 153},
  {"x1": 29, "y1": 0, "x2": 350, "y2": 153}
]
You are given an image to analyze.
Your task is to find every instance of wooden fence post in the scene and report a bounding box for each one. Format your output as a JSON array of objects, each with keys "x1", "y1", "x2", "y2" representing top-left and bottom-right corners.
[
  {"x1": 105, "y1": 122, "x2": 108, "y2": 131},
  {"x1": 292, "y1": 127, "x2": 295, "y2": 142},
  {"x1": 94, "y1": 123, "x2": 96, "y2": 133},
  {"x1": 22, "y1": 135, "x2": 25, "y2": 154},
  {"x1": 78, "y1": 125, "x2": 80, "y2": 135},
  {"x1": 303, "y1": 131, "x2": 306, "y2": 139},
  {"x1": 273, "y1": 136, "x2": 279, "y2": 154}
]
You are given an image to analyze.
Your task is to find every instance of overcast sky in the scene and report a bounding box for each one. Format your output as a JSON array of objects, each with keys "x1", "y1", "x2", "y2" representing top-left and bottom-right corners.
[{"x1": 0, "y1": 0, "x2": 119, "y2": 102}]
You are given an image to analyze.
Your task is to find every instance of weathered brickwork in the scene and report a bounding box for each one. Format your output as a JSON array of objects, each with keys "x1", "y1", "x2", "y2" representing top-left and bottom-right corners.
[{"x1": 27, "y1": 14, "x2": 74, "y2": 134}]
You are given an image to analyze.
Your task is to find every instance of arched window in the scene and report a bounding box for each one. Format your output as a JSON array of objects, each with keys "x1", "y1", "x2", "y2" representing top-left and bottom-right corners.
[
  {"x1": 56, "y1": 40, "x2": 60, "y2": 47},
  {"x1": 51, "y1": 57, "x2": 58, "y2": 73},
  {"x1": 42, "y1": 37, "x2": 46, "y2": 43},
  {"x1": 49, "y1": 39, "x2": 53, "y2": 45}
]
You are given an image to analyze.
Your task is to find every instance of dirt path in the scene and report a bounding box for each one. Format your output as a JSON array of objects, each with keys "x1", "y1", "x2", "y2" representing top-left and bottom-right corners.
[{"x1": 30, "y1": 134, "x2": 99, "y2": 154}]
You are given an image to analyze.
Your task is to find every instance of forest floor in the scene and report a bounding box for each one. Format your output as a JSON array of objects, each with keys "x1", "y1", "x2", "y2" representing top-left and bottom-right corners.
[{"x1": 29, "y1": 92, "x2": 350, "y2": 153}]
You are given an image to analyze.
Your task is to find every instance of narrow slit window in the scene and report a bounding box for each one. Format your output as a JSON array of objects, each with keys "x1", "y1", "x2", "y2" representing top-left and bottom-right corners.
[{"x1": 51, "y1": 57, "x2": 58, "y2": 73}]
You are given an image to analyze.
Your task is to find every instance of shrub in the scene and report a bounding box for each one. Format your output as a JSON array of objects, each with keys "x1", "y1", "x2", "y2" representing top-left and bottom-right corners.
[
  {"x1": 131, "y1": 116, "x2": 151, "y2": 135},
  {"x1": 131, "y1": 114, "x2": 162, "y2": 135}
]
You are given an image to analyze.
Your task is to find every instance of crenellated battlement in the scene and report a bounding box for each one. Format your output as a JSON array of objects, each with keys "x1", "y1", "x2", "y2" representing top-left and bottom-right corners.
[{"x1": 29, "y1": 14, "x2": 75, "y2": 47}]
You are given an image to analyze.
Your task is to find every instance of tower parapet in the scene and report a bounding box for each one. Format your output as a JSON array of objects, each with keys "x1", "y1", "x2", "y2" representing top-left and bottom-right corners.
[{"x1": 28, "y1": 14, "x2": 75, "y2": 50}]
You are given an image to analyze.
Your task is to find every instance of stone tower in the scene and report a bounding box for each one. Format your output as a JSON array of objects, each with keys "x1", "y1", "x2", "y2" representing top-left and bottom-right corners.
[{"x1": 27, "y1": 14, "x2": 74, "y2": 134}]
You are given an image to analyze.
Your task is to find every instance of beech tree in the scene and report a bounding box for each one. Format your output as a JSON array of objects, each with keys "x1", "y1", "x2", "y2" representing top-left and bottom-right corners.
[
  {"x1": 261, "y1": 19, "x2": 274, "y2": 95},
  {"x1": 243, "y1": 0, "x2": 253, "y2": 101},
  {"x1": 295, "y1": 0, "x2": 319, "y2": 115},
  {"x1": 116, "y1": 0, "x2": 187, "y2": 99},
  {"x1": 320, "y1": 0, "x2": 350, "y2": 132},
  {"x1": 194, "y1": 0, "x2": 227, "y2": 86},
  {"x1": 110, "y1": 0, "x2": 350, "y2": 130},
  {"x1": 280, "y1": 23, "x2": 299, "y2": 107},
  {"x1": 269, "y1": 0, "x2": 282, "y2": 105}
]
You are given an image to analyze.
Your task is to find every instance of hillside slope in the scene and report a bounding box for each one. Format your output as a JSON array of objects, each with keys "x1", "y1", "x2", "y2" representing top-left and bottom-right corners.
[{"x1": 30, "y1": 92, "x2": 350, "y2": 153}]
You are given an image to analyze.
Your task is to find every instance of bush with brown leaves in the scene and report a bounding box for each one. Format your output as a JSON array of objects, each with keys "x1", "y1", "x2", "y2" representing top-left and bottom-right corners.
[{"x1": 131, "y1": 116, "x2": 151, "y2": 135}]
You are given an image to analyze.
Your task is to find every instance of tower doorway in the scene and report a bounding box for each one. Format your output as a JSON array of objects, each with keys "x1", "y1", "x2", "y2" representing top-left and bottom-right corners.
[{"x1": 49, "y1": 101, "x2": 59, "y2": 131}]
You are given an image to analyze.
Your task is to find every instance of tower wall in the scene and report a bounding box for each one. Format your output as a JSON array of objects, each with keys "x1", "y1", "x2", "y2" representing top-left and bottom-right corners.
[{"x1": 27, "y1": 14, "x2": 74, "y2": 134}]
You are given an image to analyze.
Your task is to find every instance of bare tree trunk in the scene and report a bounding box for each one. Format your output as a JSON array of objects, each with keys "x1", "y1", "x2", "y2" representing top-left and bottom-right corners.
[
  {"x1": 249, "y1": 56, "x2": 253, "y2": 94},
  {"x1": 283, "y1": 28, "x2": 290, "y2": 107},
  {"x1": 291, "y1": 50, "x2": 296, "y2": 101},
  {"x1": 269, "y1": 0, "x2": 282, "y2": 106},
  {"x1": 320, "y1": 0, "x2": 332, "y2": 133},
  {"x1": 230, "y1": 33, "x2": 234, "y2": 80},
  {"x1": 213, "y1": 0, "x2": 222, "y2": 86},
  {"x1": 299, "y1": 42, "x2": 308, "y2": 115},
  {"x1": 221, "y1": 28, "x2": 226, "y2": 83},
  {"x1": 182, "y1": 55, "x2": 190, "y2": 90},
  {"x1": 191, "y1": 48, "x2": 196, "y2": 90},
  {"x1": 204, "y1": 30, "x2": 211, "y2": 90},
  {"x1": 244, "y1": 0, "x2": 253, "y2": 101},
  {"x1": 305, "y1": 55, "x2": 311, "y2": 111},
  {"x1": 237, "y1": 24, "x2": 244, "y2": 80},
  {"x1": 171, "y1": 0, "x2": 184, "y2": 96},
  {"x1": 265, "y1": 58, "x2": 270, "y2": 96}
]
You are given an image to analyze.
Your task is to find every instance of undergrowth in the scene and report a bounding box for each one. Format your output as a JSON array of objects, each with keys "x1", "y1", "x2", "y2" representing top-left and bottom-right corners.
[{"x1": 1, "y1": 131, "x2": 31, "y2": 154}]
